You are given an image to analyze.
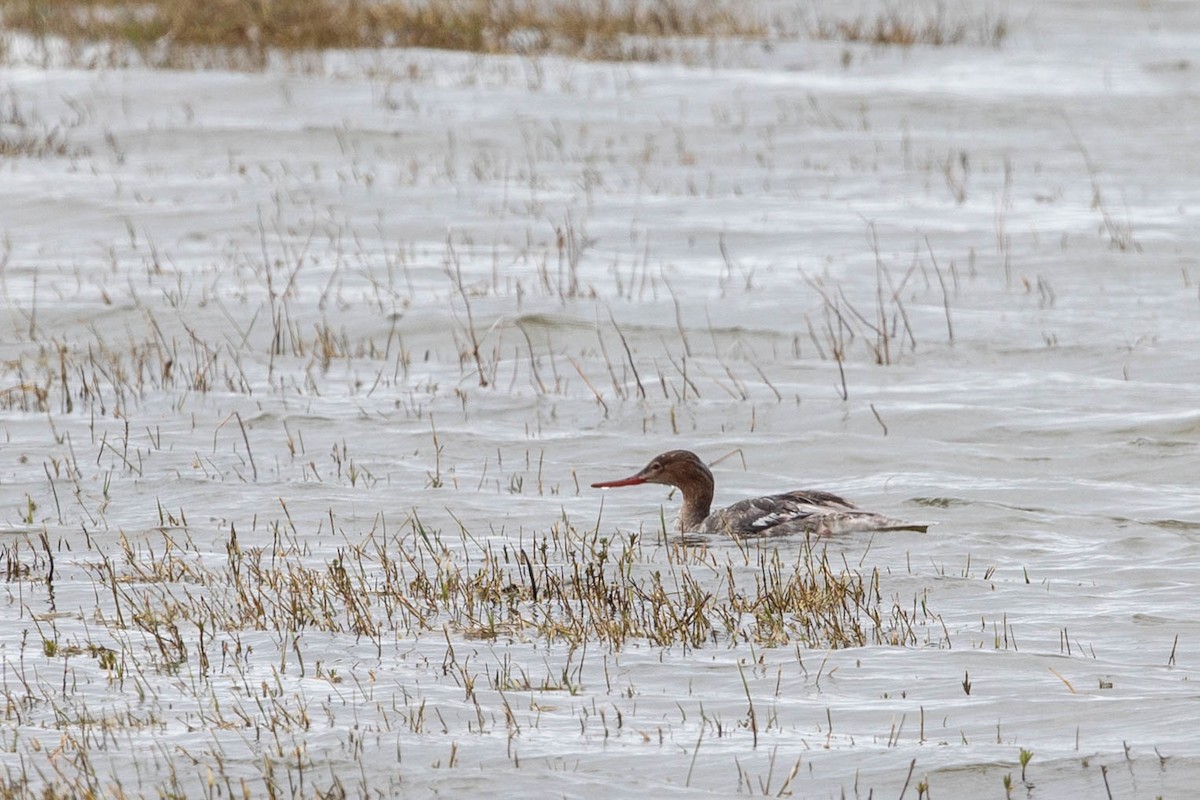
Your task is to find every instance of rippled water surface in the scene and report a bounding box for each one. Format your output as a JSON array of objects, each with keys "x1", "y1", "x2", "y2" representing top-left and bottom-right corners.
[{"x1": 2, "y1": 1, "x2": 1200, "y2": 796}]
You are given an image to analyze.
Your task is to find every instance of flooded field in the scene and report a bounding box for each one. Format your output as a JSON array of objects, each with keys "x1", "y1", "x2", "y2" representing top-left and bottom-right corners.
[{"x1": 2, "y1": 0, "x2": 1199, "y2": 796}]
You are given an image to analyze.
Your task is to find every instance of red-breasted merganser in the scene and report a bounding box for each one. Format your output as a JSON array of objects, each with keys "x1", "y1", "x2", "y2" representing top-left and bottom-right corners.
[{"x1": 592, "y1": 450, "x2": 928, "y2": 537}]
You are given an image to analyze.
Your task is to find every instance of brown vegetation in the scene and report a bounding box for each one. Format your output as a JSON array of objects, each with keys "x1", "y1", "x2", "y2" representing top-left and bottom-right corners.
[
  {"x1": 0, "y1": 0, "x2": 762, "y2": 65},
  {"x1": 812, "y1": 6, "x2": 1008, "y2": 48}
]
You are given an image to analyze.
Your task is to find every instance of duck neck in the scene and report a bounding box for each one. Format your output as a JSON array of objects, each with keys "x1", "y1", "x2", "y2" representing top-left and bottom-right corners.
[{"x1": 676, "y1": 469, "x2": 714, "y2": 532}]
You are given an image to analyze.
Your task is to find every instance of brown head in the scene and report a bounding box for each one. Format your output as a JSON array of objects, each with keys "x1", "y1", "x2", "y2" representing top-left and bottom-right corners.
[
  {"x1": 591, "y1": 450, "x2": 712, "y2": 489},
  {"x1": 591, "y1": 450, "x2": 715, "y2": 530}
]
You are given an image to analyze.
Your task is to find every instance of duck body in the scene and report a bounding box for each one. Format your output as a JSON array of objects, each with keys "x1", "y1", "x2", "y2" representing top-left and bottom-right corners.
[{"x1": 592, "y1": 450, "x2": 927, "y2": 537}]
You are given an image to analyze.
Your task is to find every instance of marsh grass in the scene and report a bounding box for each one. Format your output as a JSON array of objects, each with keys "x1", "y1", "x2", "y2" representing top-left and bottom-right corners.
[
  {"x1": 93, "y1": 512, "x2": 939, "y2": 652},
  {"x1": 811, "y1": 5, "x2": 1008, "y2": 48},
  {"x1": 0, "y1": 205, "x2": 958, "y2": 427},
  {"x1": 0, "y1": 90, "x2": 90, "y2": 158},
  {"x1": 0, "y1": 0, "x2": 763, "y2": 68},
  {"x1": 0, "y1": 502, "x2": 942, "y2": 793}
]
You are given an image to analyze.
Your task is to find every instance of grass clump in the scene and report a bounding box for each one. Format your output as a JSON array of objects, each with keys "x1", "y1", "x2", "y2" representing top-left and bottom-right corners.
[
  {"x1": 94, "y1": 512, "x2": 940, "y2": 655},
  {"x1": 812, "y1": 4, "x2": 1008, "y2": 48},
  {"x1": 0, "y1": 90, "x2": 89, "y2": 158},
  {"x1": 0, "y1": 0, "x2": 763, "y2": 67}
]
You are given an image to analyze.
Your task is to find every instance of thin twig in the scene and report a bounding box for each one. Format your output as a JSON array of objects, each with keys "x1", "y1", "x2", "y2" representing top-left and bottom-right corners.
[
  {"x1": 925, "y1": 236, "x2": 955, "y2": 343},
  {"x1": 870, "y1": 403, "x2": 888, "y2": 436},
  {"x1": 607, "y1": 309, "x2": 645, "y2": 399},
  {"x1": 567, "y1": 356, "x2": 608, "y2": 415},
  {"x1": 444, "y1": 235, "x2": 489, "y2": 387},
  {"x1": 897, "y1": 757, "x2": 917, "y2": 800}
]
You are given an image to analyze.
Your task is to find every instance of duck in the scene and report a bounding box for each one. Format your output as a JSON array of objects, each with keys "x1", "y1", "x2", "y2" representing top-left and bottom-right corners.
[{"x1": 592, "y1": 449, "x2": 927, "y2": 536}]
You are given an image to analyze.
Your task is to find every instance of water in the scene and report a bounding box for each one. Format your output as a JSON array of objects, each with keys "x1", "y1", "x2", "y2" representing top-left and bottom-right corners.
[{"x1": 1, "y1": 1, "x2": 1199, "y2": 796}]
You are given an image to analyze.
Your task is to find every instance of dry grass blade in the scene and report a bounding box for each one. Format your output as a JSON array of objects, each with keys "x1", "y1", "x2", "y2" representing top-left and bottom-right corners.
[{"x1": 606, "y1": 309, "x2": 646, "y2": 400}]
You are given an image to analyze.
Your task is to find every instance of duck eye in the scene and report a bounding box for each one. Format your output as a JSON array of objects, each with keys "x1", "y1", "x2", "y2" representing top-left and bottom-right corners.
[{"x1": 649, "y1": 462, "x2": 661, "y2": 472}]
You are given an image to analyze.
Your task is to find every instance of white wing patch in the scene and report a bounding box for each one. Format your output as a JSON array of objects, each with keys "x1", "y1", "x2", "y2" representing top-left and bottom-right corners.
[{"x1": 750, "y1": 511, "x2": 794, "y2": 529}]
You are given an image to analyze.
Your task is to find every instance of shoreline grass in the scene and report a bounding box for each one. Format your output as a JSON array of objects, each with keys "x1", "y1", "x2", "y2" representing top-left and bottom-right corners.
[
  {"x1": 0, "y1": 0, "x2": 1011, "y2": 72},
  {"x1": 0, "y1": 0, "x2": 764, "y2": 67}
]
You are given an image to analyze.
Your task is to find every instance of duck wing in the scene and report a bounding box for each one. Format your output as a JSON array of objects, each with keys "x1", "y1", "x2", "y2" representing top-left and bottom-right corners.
[{"x1": 698, "y1": 490, "x2": 927, "y2": 537}]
